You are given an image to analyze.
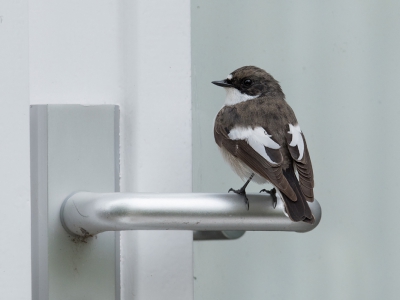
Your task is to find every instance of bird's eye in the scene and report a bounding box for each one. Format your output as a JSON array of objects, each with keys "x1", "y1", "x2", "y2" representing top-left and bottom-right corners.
[{"x1": 243, "y1": 79, "x2": 252, "y2": 87}]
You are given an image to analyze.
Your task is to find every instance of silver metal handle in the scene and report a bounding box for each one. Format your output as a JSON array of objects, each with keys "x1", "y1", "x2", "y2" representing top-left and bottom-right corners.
[{"x1": 60, "y1": 192, "x2": 322, "y2": 237}]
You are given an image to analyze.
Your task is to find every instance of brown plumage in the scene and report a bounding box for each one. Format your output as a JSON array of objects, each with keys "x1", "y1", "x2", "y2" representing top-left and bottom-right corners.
[{"x1": 212, "y1": 66, "x2": 315, "y2": 223}]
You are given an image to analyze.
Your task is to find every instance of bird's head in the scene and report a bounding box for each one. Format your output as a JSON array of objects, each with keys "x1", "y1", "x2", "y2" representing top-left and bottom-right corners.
[{"x1": 212, "y1": 66, "x2": 283, "y2": 105}]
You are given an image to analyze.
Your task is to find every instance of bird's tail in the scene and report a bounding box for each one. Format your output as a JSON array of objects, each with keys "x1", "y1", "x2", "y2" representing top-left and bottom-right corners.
[{"x1": 280, "y1": 165, "x2": 315, "y2": 224}]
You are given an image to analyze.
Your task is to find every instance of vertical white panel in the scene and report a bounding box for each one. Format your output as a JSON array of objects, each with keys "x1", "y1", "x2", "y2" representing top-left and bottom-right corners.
[
  {"x1": 47, "y1": 106, "x2": 118, "y2": 300},
  {"x1": 31, "y1": 105, "x2": 119, "y2": 300},
  {"x1": 0, "y1": 1, "x2": 31, "y2": 299},
  {"x1": 119, "y1": 1, "x2": 193, "y2": 299}
]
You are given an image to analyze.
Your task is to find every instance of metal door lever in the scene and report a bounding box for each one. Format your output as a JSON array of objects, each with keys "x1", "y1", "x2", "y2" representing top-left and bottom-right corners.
[{"x1": 61, "y1": 192, "x2": 321, "y2": 238}]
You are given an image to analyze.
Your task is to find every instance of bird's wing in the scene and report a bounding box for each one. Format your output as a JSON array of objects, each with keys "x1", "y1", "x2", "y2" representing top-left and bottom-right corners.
[
  {"x1": 285, "y1": 124, "x2": 314, "y2": 202},
  {"x1": 214, "y1": 124, "x2": 297, "y2": 201}
]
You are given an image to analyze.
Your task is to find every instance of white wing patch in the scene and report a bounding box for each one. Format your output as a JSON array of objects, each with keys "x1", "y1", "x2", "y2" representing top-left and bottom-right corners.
[
  {"x1": 228, "y1": 126, "x2": 280, "y2": 164},
  {"x1": 288, "y1": 123, "x2": 304, "y2": 160},
  {"x1": 224, "y1": 87, "x2": 260, "y2": 106}
]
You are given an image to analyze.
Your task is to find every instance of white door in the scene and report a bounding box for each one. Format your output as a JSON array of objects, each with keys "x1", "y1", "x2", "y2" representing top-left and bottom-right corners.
[{"x1": 2, "y1": 1, "x2": 193, "y2": 299}]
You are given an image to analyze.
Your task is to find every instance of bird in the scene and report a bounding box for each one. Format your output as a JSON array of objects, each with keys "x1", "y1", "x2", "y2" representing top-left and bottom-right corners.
[{"x1": 212, "y1": 66, "x2": 315, "y2": 224}]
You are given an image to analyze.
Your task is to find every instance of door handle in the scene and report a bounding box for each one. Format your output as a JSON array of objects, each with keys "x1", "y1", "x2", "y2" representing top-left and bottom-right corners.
[{"x1": 60, "y1": 192, "x2": 321, "y2": 238}]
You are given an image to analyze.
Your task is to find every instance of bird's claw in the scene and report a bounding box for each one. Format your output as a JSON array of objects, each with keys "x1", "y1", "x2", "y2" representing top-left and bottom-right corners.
[
  {"x1": 228, "y1": 187, "x2": 250, "y2": 210},
  {"x1": 260, "y1": 188, "x2": 278, "y2": 209},
  {"x1": 228, "y1": 188, "x2": 238, "y2": 194}
]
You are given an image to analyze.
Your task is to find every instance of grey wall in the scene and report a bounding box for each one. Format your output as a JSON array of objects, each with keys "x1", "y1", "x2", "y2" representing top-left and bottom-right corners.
[{"x1": 192, "y1": 1, "x2": 400, "y2": 299}]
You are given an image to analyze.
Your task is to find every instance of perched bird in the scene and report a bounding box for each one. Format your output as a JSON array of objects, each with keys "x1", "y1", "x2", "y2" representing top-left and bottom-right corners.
[{"x1": 212, "y1": 66, "x2": 315, "y2": 223}]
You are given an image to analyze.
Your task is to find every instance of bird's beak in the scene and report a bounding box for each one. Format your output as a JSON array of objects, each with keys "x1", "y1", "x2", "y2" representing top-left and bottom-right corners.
[{"x1": 212, "y1": 79, "x2": 233, "y2": 88}]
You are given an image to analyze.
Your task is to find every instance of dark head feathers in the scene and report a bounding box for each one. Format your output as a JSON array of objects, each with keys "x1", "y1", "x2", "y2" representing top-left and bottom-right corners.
[{"x1": 227, "y1": 66, "x2": 284, "y2": 97}]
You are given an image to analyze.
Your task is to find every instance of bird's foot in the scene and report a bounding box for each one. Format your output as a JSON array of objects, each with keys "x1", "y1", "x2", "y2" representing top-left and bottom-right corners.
[
  {"x1": 260, "y1": 188, "x2": 278, "y2": 208},
  {"x1": 228, "y1": 187, "x2": 249, "y2": 210}
]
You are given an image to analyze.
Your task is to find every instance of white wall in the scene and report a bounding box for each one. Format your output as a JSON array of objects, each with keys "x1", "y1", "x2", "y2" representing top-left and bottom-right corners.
[
  {"x1": 30, "y1": 1, "x2": 192, "y2": 299},
  {"x1": 0, "y1": 1, "x2": 31, "y2": 299},
  {"x1": 29, "y1": 1, "x2": 123, "y2": 105},
  {"x1": 118, "y1": 1, "x2": 193, "y2": 299},
  {"x1": 192, "y1": 1, "x2": 400, "y2": 300}
]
